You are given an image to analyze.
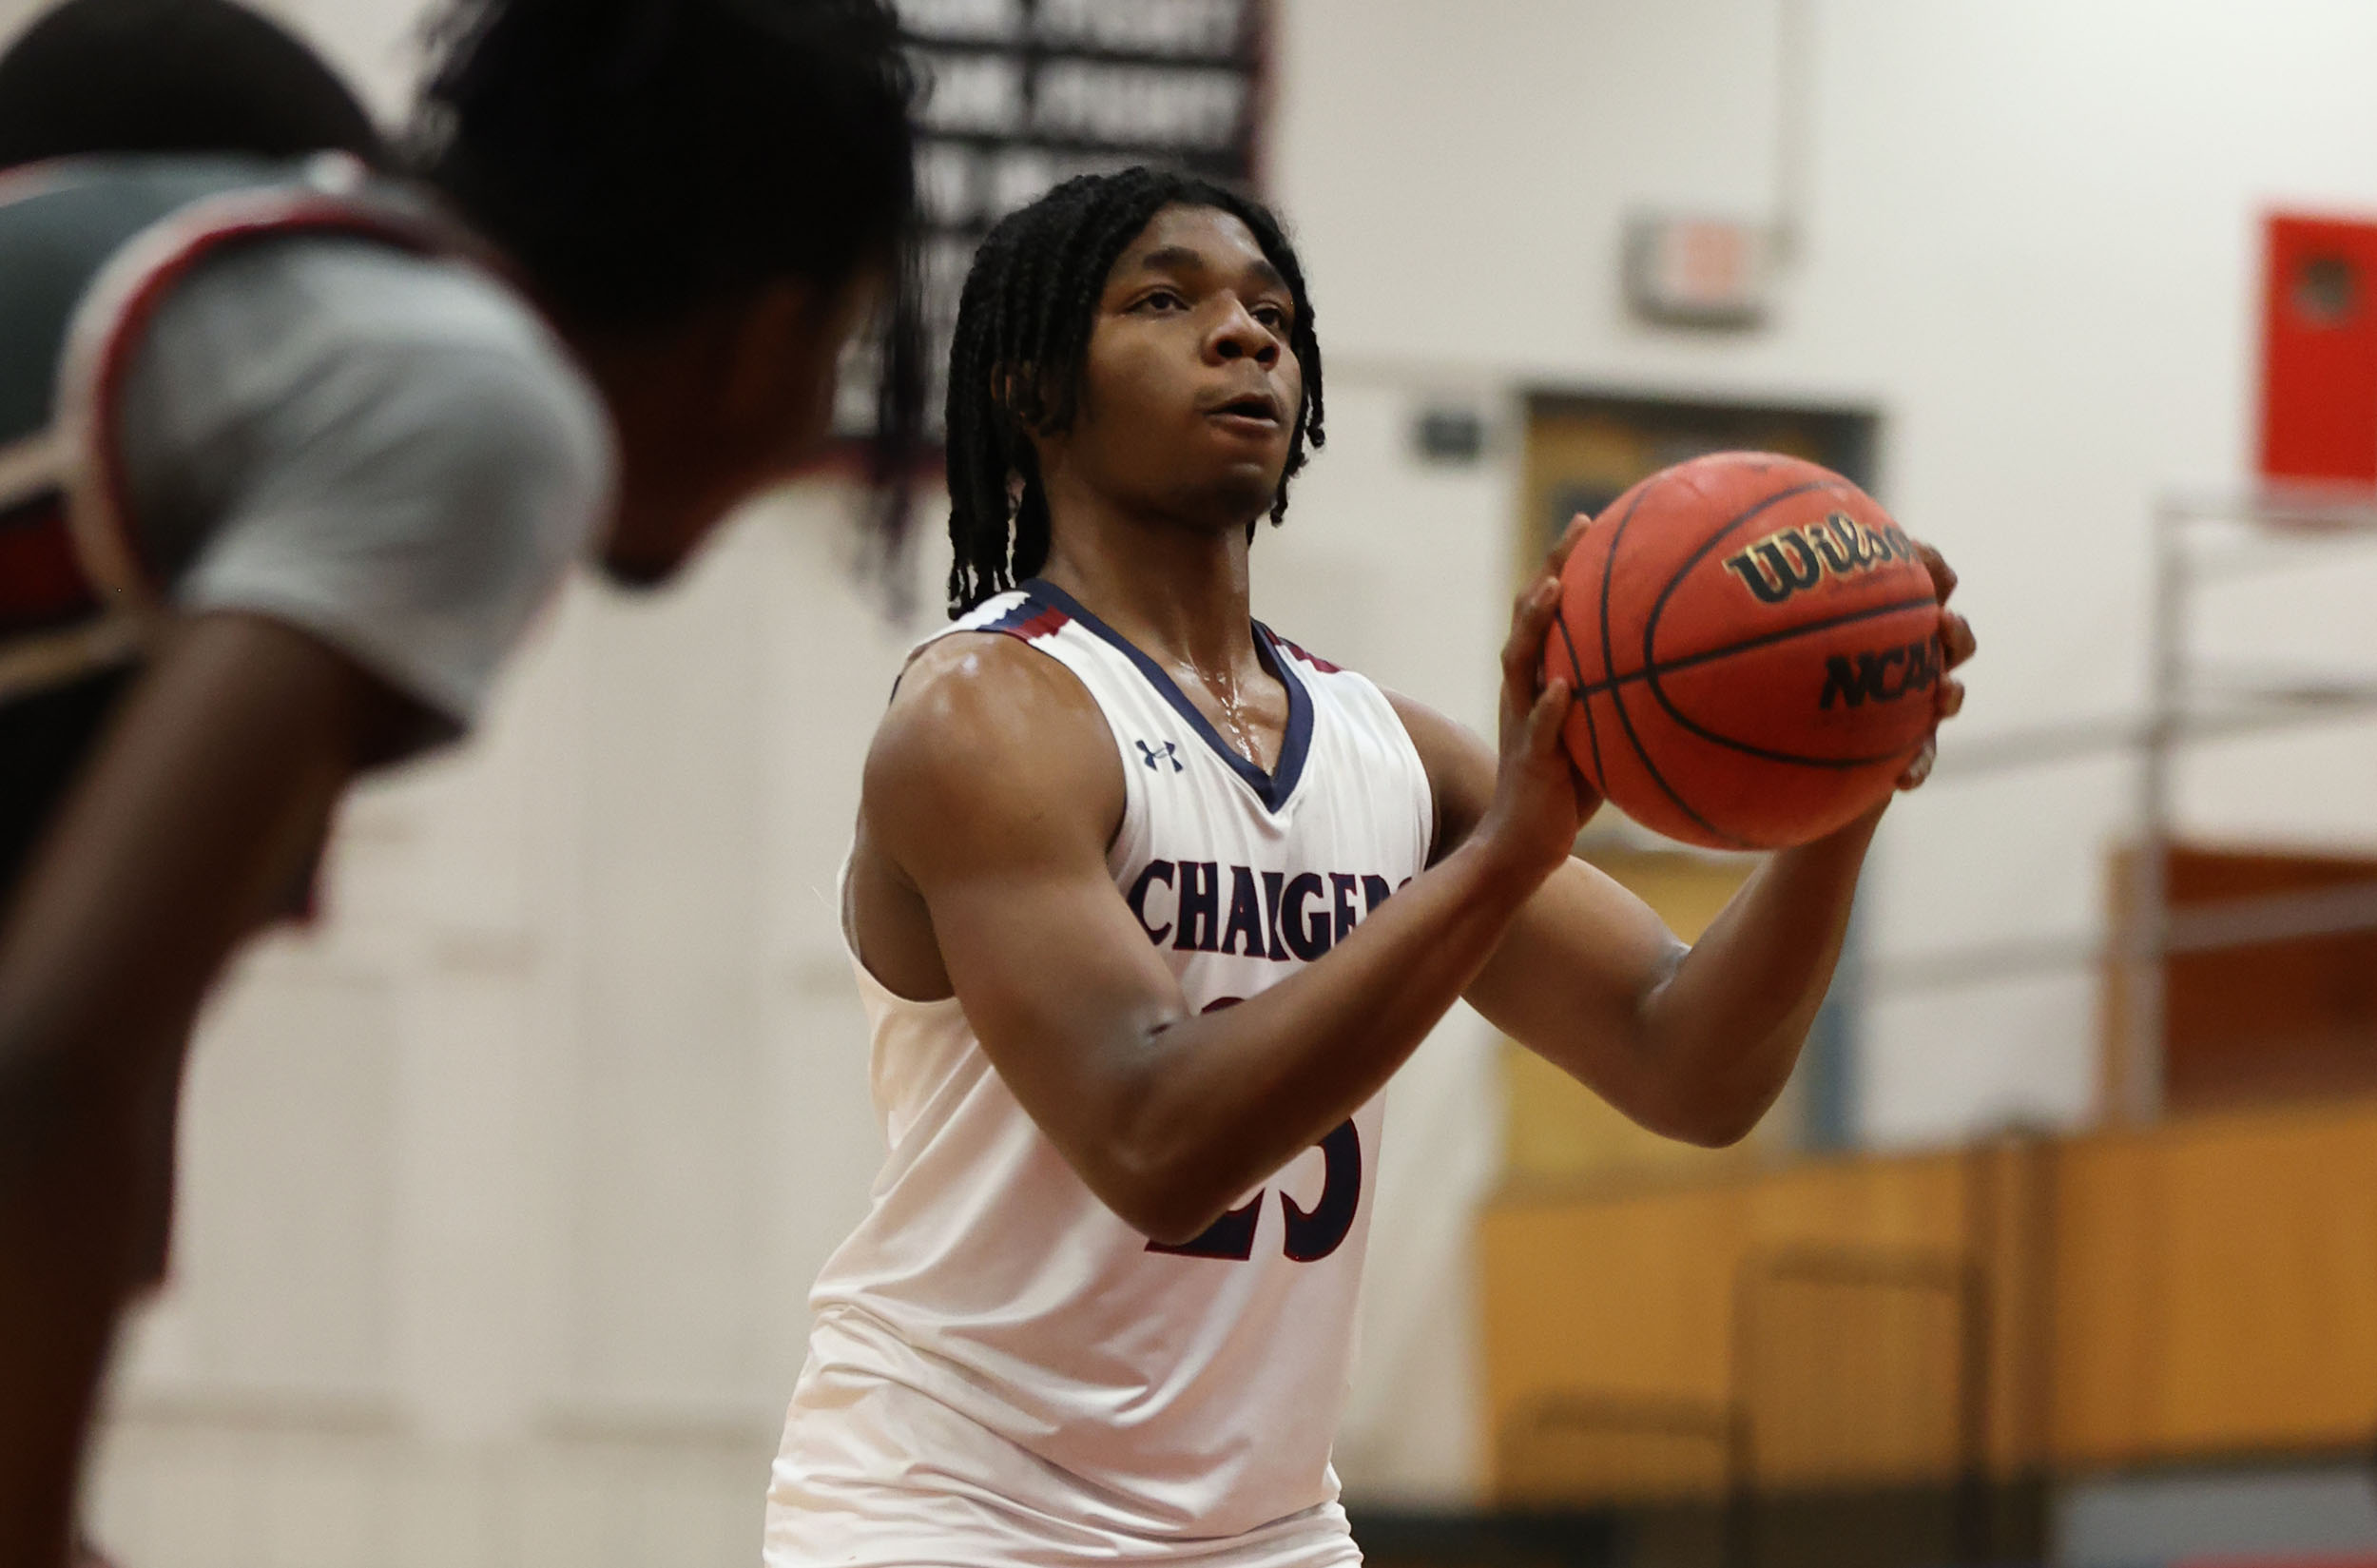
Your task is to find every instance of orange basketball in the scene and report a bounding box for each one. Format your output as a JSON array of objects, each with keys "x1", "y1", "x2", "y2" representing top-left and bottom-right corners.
[{"x1": 1541, "y1": 452, "x2": 1942, "y2": 850}]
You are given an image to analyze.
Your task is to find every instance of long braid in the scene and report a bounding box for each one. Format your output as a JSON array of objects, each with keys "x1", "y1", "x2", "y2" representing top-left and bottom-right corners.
[{"x1": 941, "y1": 167, "x2": 1328, "y2": 616}]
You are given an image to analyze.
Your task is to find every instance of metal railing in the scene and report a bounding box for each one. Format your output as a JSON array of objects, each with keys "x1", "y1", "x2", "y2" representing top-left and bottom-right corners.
[{"x1": 1863, "y1": 489, "x2": 2377, "y2": 1125}]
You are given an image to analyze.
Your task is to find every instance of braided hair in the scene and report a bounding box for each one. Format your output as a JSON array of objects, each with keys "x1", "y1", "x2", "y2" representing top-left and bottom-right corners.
[{"x1": 943, "y1": 166, "x2": 1325, "y2": 617}]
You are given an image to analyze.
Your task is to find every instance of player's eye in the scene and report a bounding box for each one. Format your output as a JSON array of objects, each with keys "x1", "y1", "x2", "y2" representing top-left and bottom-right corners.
[
  {"x1": 1252, "y1": 303, "x2": 1290, "y2": 331},
  {"x1": 1133, "y1": 289, "x2": 1188, "y2": 313}
]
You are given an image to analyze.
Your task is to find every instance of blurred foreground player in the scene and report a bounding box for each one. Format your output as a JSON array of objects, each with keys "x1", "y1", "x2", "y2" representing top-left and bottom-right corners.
[
  {"x1": 0, "y1": 1, "x2": 920, "y2": 1561},
  {"x1": 766, "y1": 167, "x2": 1976, "y2": 1565}
]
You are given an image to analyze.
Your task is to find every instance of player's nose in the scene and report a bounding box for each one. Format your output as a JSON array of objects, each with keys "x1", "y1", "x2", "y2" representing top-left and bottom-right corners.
[{"x1": 1207, "y1": 298, "x2": 1279, "y2": 366}]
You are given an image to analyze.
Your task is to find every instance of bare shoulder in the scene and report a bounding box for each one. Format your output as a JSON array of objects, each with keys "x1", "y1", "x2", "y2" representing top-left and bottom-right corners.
[
  {"x1": 1381, "y1": 688, "x2": 1485, "y2": 771},
  {"x1": 874, "y1": 631, "x2": 1110, "y2": 783},
  {"x1": 1382, "y1": 687, "x2": 1496, "y2": 860},
  {"x1": 865, "y1": 631, "x2": 1124, "y2": 873}
]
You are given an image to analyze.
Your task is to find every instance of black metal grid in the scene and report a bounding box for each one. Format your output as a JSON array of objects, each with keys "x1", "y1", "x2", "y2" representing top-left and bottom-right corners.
[{"x1": 839, "y1": 0, "x2": 1270, "y2": 439}]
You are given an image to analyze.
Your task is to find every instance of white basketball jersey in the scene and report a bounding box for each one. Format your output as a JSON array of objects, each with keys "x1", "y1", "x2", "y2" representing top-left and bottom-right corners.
[{"x1": 766, "y1": 579, "x2": 1435, "y2": 1568}]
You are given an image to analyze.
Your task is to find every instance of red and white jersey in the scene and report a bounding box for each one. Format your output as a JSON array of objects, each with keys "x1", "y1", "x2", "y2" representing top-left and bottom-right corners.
[{"x1": 767, "y1": 578, "x2": 1435, "y2": 1568}]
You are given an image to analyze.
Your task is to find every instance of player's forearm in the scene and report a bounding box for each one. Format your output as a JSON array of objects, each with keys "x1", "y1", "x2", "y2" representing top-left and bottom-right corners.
[
  {"x1": 1632, "y1": 805, "x2": 1882, "y2": 1144},
  {"x1": 1103, "y1": 834, "x2": 1545, "y2": 1242},
  {"x1": 0, "y1": 618, "x2": 369, "y2": 1122}
]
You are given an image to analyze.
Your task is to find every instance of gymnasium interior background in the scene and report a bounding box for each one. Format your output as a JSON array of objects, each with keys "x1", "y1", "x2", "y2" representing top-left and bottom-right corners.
[{"x1": 10, "y1": 1, "x2": 2377, "y2": 1564}]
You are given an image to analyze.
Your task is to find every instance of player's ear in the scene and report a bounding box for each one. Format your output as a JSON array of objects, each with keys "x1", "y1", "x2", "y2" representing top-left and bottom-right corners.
[
  {"x1": 991, "y1": 361, "x2": 1058, "y2": 435},
  {"x1": 719, "y1": 280, "x2": 831, "y2": 419},
  {"x1": 717, "y1": 274, "x2": 881, "y2": 463}
]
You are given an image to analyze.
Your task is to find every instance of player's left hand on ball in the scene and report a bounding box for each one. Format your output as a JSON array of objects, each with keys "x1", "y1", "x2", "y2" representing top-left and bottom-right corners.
[{"x1": 1897, "y1": 540, "x2": 1975, "y2": 791}]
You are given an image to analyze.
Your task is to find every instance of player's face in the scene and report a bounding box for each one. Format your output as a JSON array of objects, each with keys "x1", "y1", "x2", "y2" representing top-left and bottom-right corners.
[
  {"x1": 600, "y1": 267, "x2": 884, "y2": 587},
  {"x1": 1054, "y1": 204, "x2": 1302, "y2": 527}
]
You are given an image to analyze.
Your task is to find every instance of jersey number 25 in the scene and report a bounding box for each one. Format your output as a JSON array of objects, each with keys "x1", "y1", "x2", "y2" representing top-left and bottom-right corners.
[{"x1": 1145, "y1": 997, "x2": 1362, "y2": 1264}]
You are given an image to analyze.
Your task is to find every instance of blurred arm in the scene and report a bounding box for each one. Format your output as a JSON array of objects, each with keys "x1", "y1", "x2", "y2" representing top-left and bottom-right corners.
[
  {"x1": 0, "y1": 611, "x2": 415, "y2": 1131},
  {"x1": 0, "y1": 610, "x2": 415, "y2": 1568}
]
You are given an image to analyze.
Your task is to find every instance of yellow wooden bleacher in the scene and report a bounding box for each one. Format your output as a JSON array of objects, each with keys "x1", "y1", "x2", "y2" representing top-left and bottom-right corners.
[{"x1": 1483, "y1": 1100, "x2": 2377, "y2": 1503}]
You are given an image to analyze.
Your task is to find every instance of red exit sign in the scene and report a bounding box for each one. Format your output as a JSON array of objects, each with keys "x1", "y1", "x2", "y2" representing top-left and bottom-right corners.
[{"x1": 2261, "y1": 212, "x2": 2377, "y2": 486}]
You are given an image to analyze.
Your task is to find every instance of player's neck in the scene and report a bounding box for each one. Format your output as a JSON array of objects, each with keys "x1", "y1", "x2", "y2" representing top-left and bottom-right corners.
[{"x1": 1037, "y1": 500, "x2": 1262, "y2": 679}]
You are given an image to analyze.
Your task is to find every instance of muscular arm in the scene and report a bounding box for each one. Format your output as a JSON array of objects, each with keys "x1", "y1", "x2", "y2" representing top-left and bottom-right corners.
[
  {"x1": 1410, "y1": 532, "x2": 1974, "y2": 1147},
  {"x1": 856, "y1": 594, "x2": 1586, "y2": 1246},
  {"x1": 1397, "y1": 692, "x2": 1874, "y2": 1146}
]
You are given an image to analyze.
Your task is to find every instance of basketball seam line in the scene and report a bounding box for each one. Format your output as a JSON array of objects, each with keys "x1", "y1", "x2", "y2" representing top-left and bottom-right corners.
[
  {"x1": 1640, "y1": 478, "x2": 1841, "y2": 670},
  {"x1": 1651, "y1": 594, "x2": 1938, "y2": 766},
  {"x1": 1582, "y1": 592, "x2": 1941, "y2": 697},
  {"x1": 1596, "y1": 482, "x2": 1747, "y2": 850},
  {"x1": 1652, "y1": 597, "x2": 1938, "y2": 769},
  {"x1": 1657, "y1": 720, "x2": 1928, "y2": 771},
  {"x1": 1642, "y1": 478, "x2": 1933, "y2": 771},
  {"x1": 1551, "y1": 603, "x2": 1604, "y2": 787}
]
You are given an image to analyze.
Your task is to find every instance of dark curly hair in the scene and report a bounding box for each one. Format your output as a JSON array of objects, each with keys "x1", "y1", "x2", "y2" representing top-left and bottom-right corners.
[
  {"x1": 415, "y1": 0, "x2": 926, "y2": 530},
  {"x1": 0, "y1": 0, "x2": 387, "y2": 170},
  {"x1": 942, "y1": 166, "x2": 1325, "y2": 616}
]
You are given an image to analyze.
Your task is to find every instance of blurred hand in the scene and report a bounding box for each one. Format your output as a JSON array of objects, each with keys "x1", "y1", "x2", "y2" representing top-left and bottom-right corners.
[
  {"x1": 1897, "y1": 540, "x2": 1975, "y2": 790},
  {"x1": 1476, "y1": 514, "x2": 1603, "y2": 881}
]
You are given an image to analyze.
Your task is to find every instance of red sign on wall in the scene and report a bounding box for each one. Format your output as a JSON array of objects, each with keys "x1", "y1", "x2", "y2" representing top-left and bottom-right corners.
[
  {"x1": 2177, "y1": 1558, "x2": 2377, "y2": 1568},
  {"x1": 2261, "y1": 213, "x2": 2377, "y2": 486}
]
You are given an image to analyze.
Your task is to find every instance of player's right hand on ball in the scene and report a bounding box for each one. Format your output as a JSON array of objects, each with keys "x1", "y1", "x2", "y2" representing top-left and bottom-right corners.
[{"x1": 1478, "y1": 515, "x2": 1600, "y2": 881}]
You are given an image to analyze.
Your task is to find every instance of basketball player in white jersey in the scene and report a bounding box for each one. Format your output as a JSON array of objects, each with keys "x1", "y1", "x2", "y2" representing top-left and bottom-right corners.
[{"x1": 766, "y1": 168, "x2": 1976, "y2": 1566}]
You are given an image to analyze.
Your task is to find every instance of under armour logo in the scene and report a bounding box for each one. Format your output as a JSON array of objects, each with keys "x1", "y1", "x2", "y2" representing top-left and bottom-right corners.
[{"x1": 1136, "y1": 739, "x2": 1184, "y2": 772}]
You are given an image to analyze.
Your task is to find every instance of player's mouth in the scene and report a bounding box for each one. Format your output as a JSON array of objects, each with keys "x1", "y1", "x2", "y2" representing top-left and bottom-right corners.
[{"x1": 1201, "y1": 388, "x2": 1285, "y2": 437}]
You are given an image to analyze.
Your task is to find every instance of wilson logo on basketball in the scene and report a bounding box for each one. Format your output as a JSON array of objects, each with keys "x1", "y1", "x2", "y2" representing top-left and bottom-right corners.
[
  {"x1": 1819, "y1": 636, "x2": 1942, "y2": 710},
  {"x1": 1721, "y1": 511, "x2": 1920, "y2": 606}
]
